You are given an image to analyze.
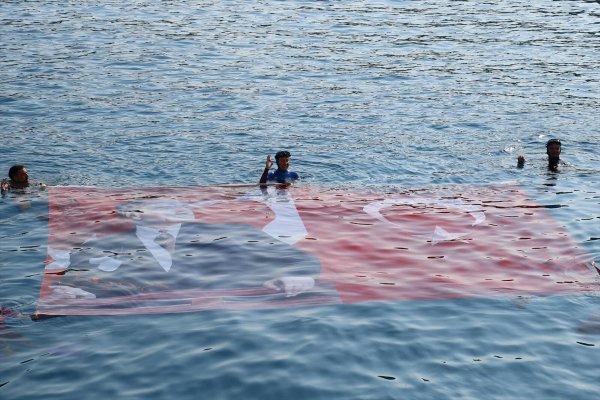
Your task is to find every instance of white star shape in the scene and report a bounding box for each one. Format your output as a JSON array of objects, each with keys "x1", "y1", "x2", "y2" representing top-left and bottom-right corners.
[{"x1": 413, "y1": 226, "x2": 470, "y2": 245}]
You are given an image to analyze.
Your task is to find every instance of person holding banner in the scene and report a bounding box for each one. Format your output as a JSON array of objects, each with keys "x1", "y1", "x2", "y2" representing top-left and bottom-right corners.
[
  {"x1": 259, "y1": 151, "x2": 299, "y2": 185},
  {"x1": 1, "y1": 165, "x2": 46, "y2": 194}
]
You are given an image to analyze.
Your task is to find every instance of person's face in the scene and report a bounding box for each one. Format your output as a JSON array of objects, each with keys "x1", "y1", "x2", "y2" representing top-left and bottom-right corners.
[
  {"x1": 13, "y1": 168, "x2": 28, "y2": 183},
  {"x1": 276, "y1": 157, "x2": 290, "y2": 171},
  {"x1": 547, "y1": 143, "x2": 561, "y2": 159}
]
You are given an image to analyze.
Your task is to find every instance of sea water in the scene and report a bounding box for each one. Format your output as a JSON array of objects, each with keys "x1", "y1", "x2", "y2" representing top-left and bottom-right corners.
[{"x1": 1, "y1": 1, "x2": 599, "y2": 399}]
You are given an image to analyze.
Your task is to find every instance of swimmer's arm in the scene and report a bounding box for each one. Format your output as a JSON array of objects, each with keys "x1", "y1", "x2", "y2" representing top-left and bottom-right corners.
[{"x1": 259, "y1": 155, "x2": 273, "y2": 184}]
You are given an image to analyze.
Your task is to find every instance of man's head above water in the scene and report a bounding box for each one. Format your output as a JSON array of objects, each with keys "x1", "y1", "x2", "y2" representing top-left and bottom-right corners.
[
  {"x1": 274, "y1": 150, "x2": 292, "y2": 171},
  {"x1": 546, "y1": 138, "x2": 561, "y2": 160},
  {"x1": 8, "y1": 165, "x2": 29, "y2": 186}
]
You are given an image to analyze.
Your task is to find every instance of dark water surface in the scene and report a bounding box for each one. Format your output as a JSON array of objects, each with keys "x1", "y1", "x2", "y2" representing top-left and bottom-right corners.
[{"x1": 1, "y1": 1, "x2": 599, "y2": 399}]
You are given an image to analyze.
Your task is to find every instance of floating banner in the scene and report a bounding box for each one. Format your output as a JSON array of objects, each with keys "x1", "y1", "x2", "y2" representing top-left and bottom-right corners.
[{"x1": 36, "y1": 184, "x2": 596, "y2": 316}]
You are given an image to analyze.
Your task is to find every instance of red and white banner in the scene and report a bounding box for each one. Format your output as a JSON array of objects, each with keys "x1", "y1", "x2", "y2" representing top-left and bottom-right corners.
[{"x1": 36, "y1": 184, "x2": 597, "y2": 316}]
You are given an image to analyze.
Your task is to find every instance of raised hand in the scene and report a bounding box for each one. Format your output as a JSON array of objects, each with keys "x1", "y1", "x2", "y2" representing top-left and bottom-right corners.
[{"x1": 265, "y1": 155, "x2": 273, "y2": 170}]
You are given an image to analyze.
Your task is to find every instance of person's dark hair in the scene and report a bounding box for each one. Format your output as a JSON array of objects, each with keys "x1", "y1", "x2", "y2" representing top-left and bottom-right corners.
[
  {"x1": 8, "y1": 165, "x2": 25, "y2": 180},
  {"x1": 546, "y1": 139, "x2": 561, "y2": 148},
  {"x1": 275, "y1": 151, "x2": 291, "y2": 161}
]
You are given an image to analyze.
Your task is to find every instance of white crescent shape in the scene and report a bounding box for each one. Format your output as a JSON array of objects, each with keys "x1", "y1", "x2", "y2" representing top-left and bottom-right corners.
[
  {"x1": 363, "y1": 197, "x2": 485, "y2": 227},
  {"x1": 363, "y1": 197, "x2": 486, "y2": 245}
]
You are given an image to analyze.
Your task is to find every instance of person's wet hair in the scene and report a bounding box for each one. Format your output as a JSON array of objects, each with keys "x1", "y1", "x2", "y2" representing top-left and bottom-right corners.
[
  {"x1": 8, "y1": 165, "x2": 25, "y2": 180},
  {"x1": 275, "y1": 151, "x2": 291, "y2": 161},
  {"x1": 546, "y1": 139, "x2": 561, "y2": 148}
]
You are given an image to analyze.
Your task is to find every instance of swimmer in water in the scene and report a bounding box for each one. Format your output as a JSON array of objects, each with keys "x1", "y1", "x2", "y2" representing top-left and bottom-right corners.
[
  {"x1": 517, "y1": 138, "x2": 565, "y2": 171},
  {"x1": 259, "y1": 151, "x2": 299, "y2": 185},
  {"x1": 1, "y1": 165, "x2": 46, "y2": 194}
]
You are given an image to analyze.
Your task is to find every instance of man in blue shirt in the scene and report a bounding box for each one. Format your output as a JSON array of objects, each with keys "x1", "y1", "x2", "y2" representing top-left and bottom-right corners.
[{"x1": 259, "y1": 150, "x2": 299, "y2": 185}]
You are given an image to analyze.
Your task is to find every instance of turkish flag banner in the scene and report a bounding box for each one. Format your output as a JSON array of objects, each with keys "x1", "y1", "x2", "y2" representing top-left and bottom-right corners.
[
  {"x1": 295, "y1": 184, "x2": 595, "y2": 303},
  {"x1": 36, "y1": 184, "x2": 596, "y2": 316}
]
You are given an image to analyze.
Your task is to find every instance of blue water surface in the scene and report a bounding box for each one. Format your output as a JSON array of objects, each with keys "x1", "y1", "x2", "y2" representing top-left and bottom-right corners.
[{"x1": 1, "y1": 1, "x2": 599, "y2": 399}]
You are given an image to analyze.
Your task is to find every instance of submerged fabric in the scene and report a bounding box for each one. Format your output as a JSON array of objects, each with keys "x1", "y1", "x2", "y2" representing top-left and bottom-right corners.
[{"x1": 36, "y1": 184, "x2": 595, "y2": 316}]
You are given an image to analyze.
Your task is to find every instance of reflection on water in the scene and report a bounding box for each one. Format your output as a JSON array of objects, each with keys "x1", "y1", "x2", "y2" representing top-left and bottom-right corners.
[{"x1": 1, "y1": 0, "x2": 599, "y2": 399}]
